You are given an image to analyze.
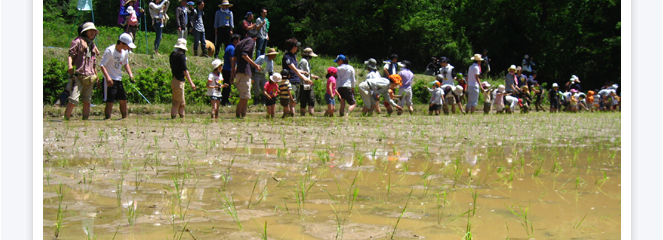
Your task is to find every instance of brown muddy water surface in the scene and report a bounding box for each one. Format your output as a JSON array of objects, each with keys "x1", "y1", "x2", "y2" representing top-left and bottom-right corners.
[{"x1": 43, "y1": 113, "x2": 621, "y2": 239}]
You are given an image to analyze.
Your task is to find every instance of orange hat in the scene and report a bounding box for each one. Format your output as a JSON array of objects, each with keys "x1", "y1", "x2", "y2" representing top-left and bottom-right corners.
[
  {"x1": 588, "y1": 90, "x2": 595, "y2": 95},
  {"x1": 388, "y1": 74, "x2": 402, "y2": 86},
  {"x1": 434, "y1": 81, "x2": 441, "y2": 87}
]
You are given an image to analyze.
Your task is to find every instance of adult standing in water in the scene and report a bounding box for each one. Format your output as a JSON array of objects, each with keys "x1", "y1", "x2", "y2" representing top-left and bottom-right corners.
[
  {"x1": 221, "y1": 34, "x2": 240, "y2": 106},
  {"x1": 282, "y1": 38, "x2": 311, "y2": 117},
  {"x1": 231, "y1": 31, "x2": 262, "y2": 118},
  {"x1": 297, "y1": 47, "x2": 319, "y2": 116},
  {"x1": 64, "y1": 22, "x2": 100, "y2": 121},
  {"x1": 169, "y1": 39, "x2": 197, "y2": 119},
  {"x1": 466, "y1": 54, "x2": 483, "y2": 114},
  {"x1": 149, "y1": 0, "x2": 169, "y2": 55},
  {"x1": 397, "y1": 60, "x2": 414, "y2": 115},
  {"x1": 214, "y1": 0, "x2": 234, "y2": 58},
  {"x1": 334, "y1": 54, "x2": 357, "y2": 117}
]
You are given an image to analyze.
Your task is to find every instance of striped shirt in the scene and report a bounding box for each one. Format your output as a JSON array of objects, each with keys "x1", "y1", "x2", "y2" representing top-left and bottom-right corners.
[{"x1": 279, "y1": 80, "x2": 292, "y2": 99}]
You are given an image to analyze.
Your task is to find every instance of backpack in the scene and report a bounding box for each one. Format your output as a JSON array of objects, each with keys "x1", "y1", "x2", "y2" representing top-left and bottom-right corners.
[{"x1": 127, "y1": 12, "x2": 138, "y2": 26}]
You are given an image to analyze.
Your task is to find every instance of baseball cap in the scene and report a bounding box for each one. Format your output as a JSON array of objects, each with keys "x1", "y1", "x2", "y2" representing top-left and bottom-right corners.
[
  {"x1": 334, "y1": 54, "x2": 347, "y2": 63},
  {"x1": 119, "y1": 33, "x2": 136, "y2": 49}
]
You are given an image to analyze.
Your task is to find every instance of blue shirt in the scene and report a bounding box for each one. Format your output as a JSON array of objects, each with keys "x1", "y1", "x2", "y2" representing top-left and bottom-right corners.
[
  {"x1": 214, "y1": 9, "x2": 234, "y2": 28},
  {"x1": 282, "y1": 52, "x2": 300, "y2": 83},
  {"x1": 222, "y1": 44, "x2": 235, "y2": 71}
]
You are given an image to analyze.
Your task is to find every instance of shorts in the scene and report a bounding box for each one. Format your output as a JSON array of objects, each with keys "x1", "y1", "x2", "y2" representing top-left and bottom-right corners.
[
  {"x1": 299, "y1": 88, "x2": 316, "y2": 108},
  {"x1": 210, "y1": 96, "x2": 221, "y2": 101},
  {"x1": 290, "y1": 81, "x2": 301, "y2": 103},
  {"x1": 68, "y1": 74, "x2": 97, "y2": 105},
  {"x1": 429, "y1": 104, "x2": 441, "y2": 111},
  {"x1": 265, "y1": 97, "x2": 277, "y2": 106},
  {"x1": 337, "y1": 87, "x2": 356, "y2": 105},
  {"x1": 104, "y1": 80, "x2": 128, "y2": 103},
  {"x1": 324, "y1": 93, "x2": 335, "y2": 105},
  {"x1": 445, "y1": 96, "x2": 455, "y2": 105},
  {"x1": 398, "y1": 87, "x2": 413, "y2": 107},
  {"x1": 483, "y1": 102, "x2": 492, "y2": 113},
  {"x1": 171, "y1": 78, "x2": 186, "y2": 105},
  {"x1": 279, "y1": 98, "x2": 290, "y2": 107},
  {"x1": 235, "y1": 73, "x2": 252, "y2": 99},
  {"x1": 550, "y1": 99, "x2": 560, "y2": 109},
  {"x1": 466, "y1": 85, "x2": 479, "y2": 107}
]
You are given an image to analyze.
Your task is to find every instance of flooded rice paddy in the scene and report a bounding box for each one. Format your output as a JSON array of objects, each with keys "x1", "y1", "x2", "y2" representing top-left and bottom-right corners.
[{"x1": 43, "y1": 112, "x2": 621, "y2": 239}]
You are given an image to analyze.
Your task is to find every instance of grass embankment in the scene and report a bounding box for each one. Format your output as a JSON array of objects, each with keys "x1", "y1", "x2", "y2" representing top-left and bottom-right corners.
[{"x1": 44, "y1": 22, "x2": 509, "y2": 116}]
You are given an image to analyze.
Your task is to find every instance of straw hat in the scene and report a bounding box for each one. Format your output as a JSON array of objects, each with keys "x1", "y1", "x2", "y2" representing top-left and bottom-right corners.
[
  {"x1": 218, "y1": 0, "x2": 233, "y2": 7},
  {"x1": 270, "y1": 73, "x2": 282, "y2": 82},
  {"x1": 124, "y1": 0, "x2": 135, "y2": 7},
  {"x1": 470, "y1": 54, "x2": 484, "y2": 61},
  {"x1": 364, "y1": 58, "x2": 378, "y2": 70},
  {"x1": 302, "y1": 48, "x2": 318, "y2": 57},
  {"x1": 174, "y1": 38, "x2": 188, "y2": 51},
  {"x1": 265, "y1": 48, "x2": 278, "y2": 56},
  {"x1": 508, "y1": 65, "x2": 517, "y2": 71},
  {"x1": 80, "y1": 22, "x2": 99, "y2": 35},
  {"x1": 211, "y1": 59, "x2": 224, "y2": 70}
]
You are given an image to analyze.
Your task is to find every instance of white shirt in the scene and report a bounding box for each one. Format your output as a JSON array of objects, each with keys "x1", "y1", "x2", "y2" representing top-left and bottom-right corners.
[
  {"x1": 467, "y1": 63, "x2": 481, "y2": 86},
  {"x1": 439, "y1": 64, "x2": 455, "y2": 86},
  {"x1": 336, "y1": 64, "x2": 356, "y2": 89},
  {"x1": 207, "y1": 72, "x2": 223, "y2": 97},
  {"x1": 149, "y1": 0, "x2": 169, "y2": 20},
  {"x1": 366, "y1": 70, "x2": 381, "y2": 79},
  {"x1": 100, "y1": 45, "x2": 129, "y2": 80},
  {"x1": 429, "y1": 88, "x2": 444, "y2": 105}
]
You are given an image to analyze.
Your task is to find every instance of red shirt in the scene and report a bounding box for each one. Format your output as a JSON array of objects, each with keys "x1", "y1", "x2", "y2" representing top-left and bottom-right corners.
[{"x1": 264, "y1": 81, "x2": 279, "y2": 97}]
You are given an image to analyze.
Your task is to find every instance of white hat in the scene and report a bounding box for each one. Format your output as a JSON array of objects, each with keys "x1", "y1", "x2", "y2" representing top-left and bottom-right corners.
[
  {"x1": 126, "y1": 6, "x2": 135, "y2": 14},
  {"x1": 508, "y1": 65, "x2": 516, "y2": 71},
  {"x1": 119, "y1": 33, "x2": 136, "y2": 49},
  {"x1": 302, "y1": 48, "x2": 318, "y2": 57},
  {"x1": 498, "y1": 85, "x2": 505, "y2": 91},
  {"x1": 80, "y1": 22, "x2": 99, "y2": 35},
  {"x1": 524, "y1": 54, "x2": 529, "y2": 59},
  {"x1": 270, "y1": 73, "x2": 282, "y2": 82},
  {"x1": 453, "y1": 85, "x2": 464, "y2": 95},
  {"x1": 211, "y1": 59, "x2": 223, "y2": 70},
  {"x1": 552, "y1": 83, "x2": 559, "y2": 88},
  {"x1": 174, "y1": 38, "x2": 188, "y2": 51},
  {"x1": 481, "y1": 81, "x2": 491, "y2": 88},
  {"x1": 364, "y1": 58, "x2": 378, "y2": 70},
  {"x1": 470, "y1": 54, "x2": 484, "y2": 61},
  {"x1": 397, "y1": 62, "x2": 406, "y2": 68}
]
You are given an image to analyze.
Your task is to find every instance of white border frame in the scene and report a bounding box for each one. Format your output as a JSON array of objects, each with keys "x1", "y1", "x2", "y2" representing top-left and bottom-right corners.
[{"x1": 34, "y1": 0, "x2": 44, "y2": 238}]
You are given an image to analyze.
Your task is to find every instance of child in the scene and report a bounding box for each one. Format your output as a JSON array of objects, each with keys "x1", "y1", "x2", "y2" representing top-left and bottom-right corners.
[
  {"x1": 575, "y1": 92, "x2": 590, "y2": 112},
  {"x1": 568, "y1": 90, "x2": 579, "y2": 112},
  {"x1": 549, "y1": 83, "x2": 560, "y2": 113},
  {"x1": 428, "y1": 82, "x2": 444, "y2": 115},
  {"x1": 206, "y1": 59, "x2": 228, "y2": 119},
  {"x1": 442, "y1": 85, "x2": 465, "y2": 114},
  {"x1": 532, "y1": 81, "x2": 546, "y2": 112},
  {"x1": 504, "y1": 93, "x2": 518, "y2": 114},
  {"x1": 279, "y1": 69, "x2": 295, "y2": 118},
  {"x1": 587, "y1": 90, "x2": 596, "y2": 112},
  {"x1": 124, "y1": 6, "x2": 139, "y2": 40},
  {"x1": 493, "y1": 85, "x2": 506, "y2": 113},
  {"x1": 263, "y1": 73, "x2": 281, "y2": 118},
  {"x1": 519, "y1": 85, "x2": 532, "y2": 113},
  {"x1": 324, "y1": 67, "x2": 340, "y2": 117},
  {"x1": 100, "y1": 33, "x2": 137, "y2": 120},
  {"x1": 457, "y1": 73, "x2": 467, "y2": 104},
  {"x1": 481, "y1": 81, "x2": 494, "y2": 114}
]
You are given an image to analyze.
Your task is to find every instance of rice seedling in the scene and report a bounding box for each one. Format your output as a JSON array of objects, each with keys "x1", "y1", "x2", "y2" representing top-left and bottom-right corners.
[
  {"x1": 348, "y1": 172, "x2": 360, "y2": 212},
  {"x1": 464, "y1": 208, "x2": 473, "y2": 240},
  {"x1": 436, "y1": 191, "x2": 448, "y2": 225},
  {"x1": 595, "y1": 170, "x2": 609, "y2": 187},
  {"x1": 390, "y1": 189, "x2": 413, "y2": 240},
  {"x1": 573, "y1": 212, "x2": 588, "y2": 229},
  {"x1": 215, "y1": 189, "x2": 242, "y2": 230},
  {"x1": 294, "y1": 166, "x2": 315, "y2": 218},
  {"x1": 54, "y1": 181, "x2": 68, "y2": 238},
  {"x1": 113, "y1": 172, "x2": 125, "y2": 207},
  {"x1": 470, "y1": 176, "x2": 480, "y2": 216},
  {"x1": 247, "y1": 174, "x2": 262, "y2": 209},
  {"x1": 330, "y1": 204, "x2": 345, "y2": 240},
  {"x1": 507, "y1": 201, "x2": 534, "y2": 238},
  {"x1": 123, "y1": 199, "x2": 139, "y2": 226}
]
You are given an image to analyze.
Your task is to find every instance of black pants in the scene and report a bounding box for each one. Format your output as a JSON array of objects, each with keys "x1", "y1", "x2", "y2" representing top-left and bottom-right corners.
[
  {"x1": 214, "y1": 26, "x2": 232, "y2": 58},
  {"x1": 221, "y1": 70, "x2": 232, "y2": 106}
]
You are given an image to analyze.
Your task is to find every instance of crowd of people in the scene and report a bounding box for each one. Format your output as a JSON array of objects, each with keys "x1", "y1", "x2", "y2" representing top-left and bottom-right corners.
[{"x1": 60, "y1": 0, "x2": 620, "y2": 120}]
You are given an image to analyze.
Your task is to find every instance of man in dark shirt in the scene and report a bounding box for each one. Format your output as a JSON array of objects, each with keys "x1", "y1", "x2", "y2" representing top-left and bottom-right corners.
[
  {"x1": 231, "y1": 31, "x2": 261, "y2": 118},
  {"x1": 169, "y1": 39, "x2": 197, "y2": 119},
  {"x1": 281, "y1": 38, "x2": 311, "y2": 116}
]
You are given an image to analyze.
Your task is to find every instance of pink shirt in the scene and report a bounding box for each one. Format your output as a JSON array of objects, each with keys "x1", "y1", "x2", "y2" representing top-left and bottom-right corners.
[
  {"x1": 69, "y1": 37, "x2": 99, "y2": 76},
  {"x1": 264, "y1": 81, "x2": 279, "y2": 97},
  {"x1": 326, "y1": 76, "x2": 336, "y2": 95}
]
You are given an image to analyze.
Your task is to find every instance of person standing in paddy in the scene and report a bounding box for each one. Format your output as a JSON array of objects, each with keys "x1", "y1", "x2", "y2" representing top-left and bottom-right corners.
[
  {"x1": 64, "y1": 22, "x2": 100, "y2": 121},
  {"x1": 466, "y1": 54, "x2": 483, "y2": 114},
  {"x1": 282, "y1": 38, "x2": 311, "y2": 116},
  {"x1": 214, "y1": 0, "x2": 234, "y2": 58},
  {"x1": 358, "y1": 74, "x2": 403, "y2": 116},
  {"x1": 334, "y1": 54, "x2": 357, "y2": 117},
  {"x1": 221, "y1": 34, "x2": 240, "y2": 106},
  {"x1": 169, "y1": 38, "x2": 197, "y2": 119},
  {"x1": 206, "y1": 59, "x2": 227, "y2": 119},
  {"x1": 397, "y1": 60, "x2": 414, "y2": 115},
  {"x1": 252, "y1": 48, "x2": 278, "y2": 105},
  {"x1": 100, "y1": 33, "x2": 137, "y2": 120},
  {"x1": 297, "y1": 47, "x2": 319, "y2": 116},
  {"x1": 231, "y1": 31, "x2": 262, "y2": 118}
]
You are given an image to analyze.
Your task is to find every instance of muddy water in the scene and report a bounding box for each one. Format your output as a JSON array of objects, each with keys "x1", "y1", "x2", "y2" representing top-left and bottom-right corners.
[{"x1": 43, "y1": 113, "x2": 621, "y2": 239}]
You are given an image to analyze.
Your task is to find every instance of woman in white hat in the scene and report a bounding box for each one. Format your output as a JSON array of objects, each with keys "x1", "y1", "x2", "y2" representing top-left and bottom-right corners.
[
  {"x1": 207, "y1": 59, "x2": 227, "y2": 118},
  {"x1": 64, "y1": 22, "x2": 100, "y2": 121},
  {"x1": 169, "y1": 38, "x2": 197, "y2": 119},
  {"x1": 297, "y1": 47, "x2": 319, "y2": 116}
]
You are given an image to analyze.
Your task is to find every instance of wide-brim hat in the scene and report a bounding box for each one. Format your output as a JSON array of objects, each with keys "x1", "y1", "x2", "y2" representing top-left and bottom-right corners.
[
  {"x1": 174, "y1": 38, "x2": 188, "y2": 51},
  {"x1": 212, "y1": 59, "x2": 224, "y2": 70},
  {"x1": 80, "y1": 22, "x2": 99, "y2": 35},
  {"x1": 270, "y1": 73, "x2": 282, "y2": 82},
  {"x1": 124, "y1": 0, "x2": 136, "y2": 6},
  {"x1": 508, "y1": 65, "x2": 517, "y2": 71},
  {"x1": 397, "y1": 62, "x2": 405, "y2": 68},
  {"x1": 453, "y1": 86, "x2": 464, "y2": 95},
  {"x1": 498, "y1": 85, "x2": 505, "y2": 91},
  {"x1": 302, "y1": 48, "x2": 318, "y2": 57},
  {"x1": 470, "y1": 54, "x2": 484, "y2": 61},
  {"x1": 218, "y1": 0, "x2": 233, "y2": 7},
  {"x1": 364, "y1": 58, "x2": 378, "y2": 70},
  {"x1": 265, "y1": 48, "x2": 278, "y2": 56},
  {"x1": 126, "y1": 6, "x2": 135, "y2": 13}
]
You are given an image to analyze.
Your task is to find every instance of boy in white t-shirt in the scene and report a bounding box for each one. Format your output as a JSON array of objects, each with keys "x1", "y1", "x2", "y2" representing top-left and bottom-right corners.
[
  {"x1": 207, "y1": 59, "x2": 228, "y2": 119},
  {"x1": 100, "y1": 33, "x2": 137, "y2": 120}
]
